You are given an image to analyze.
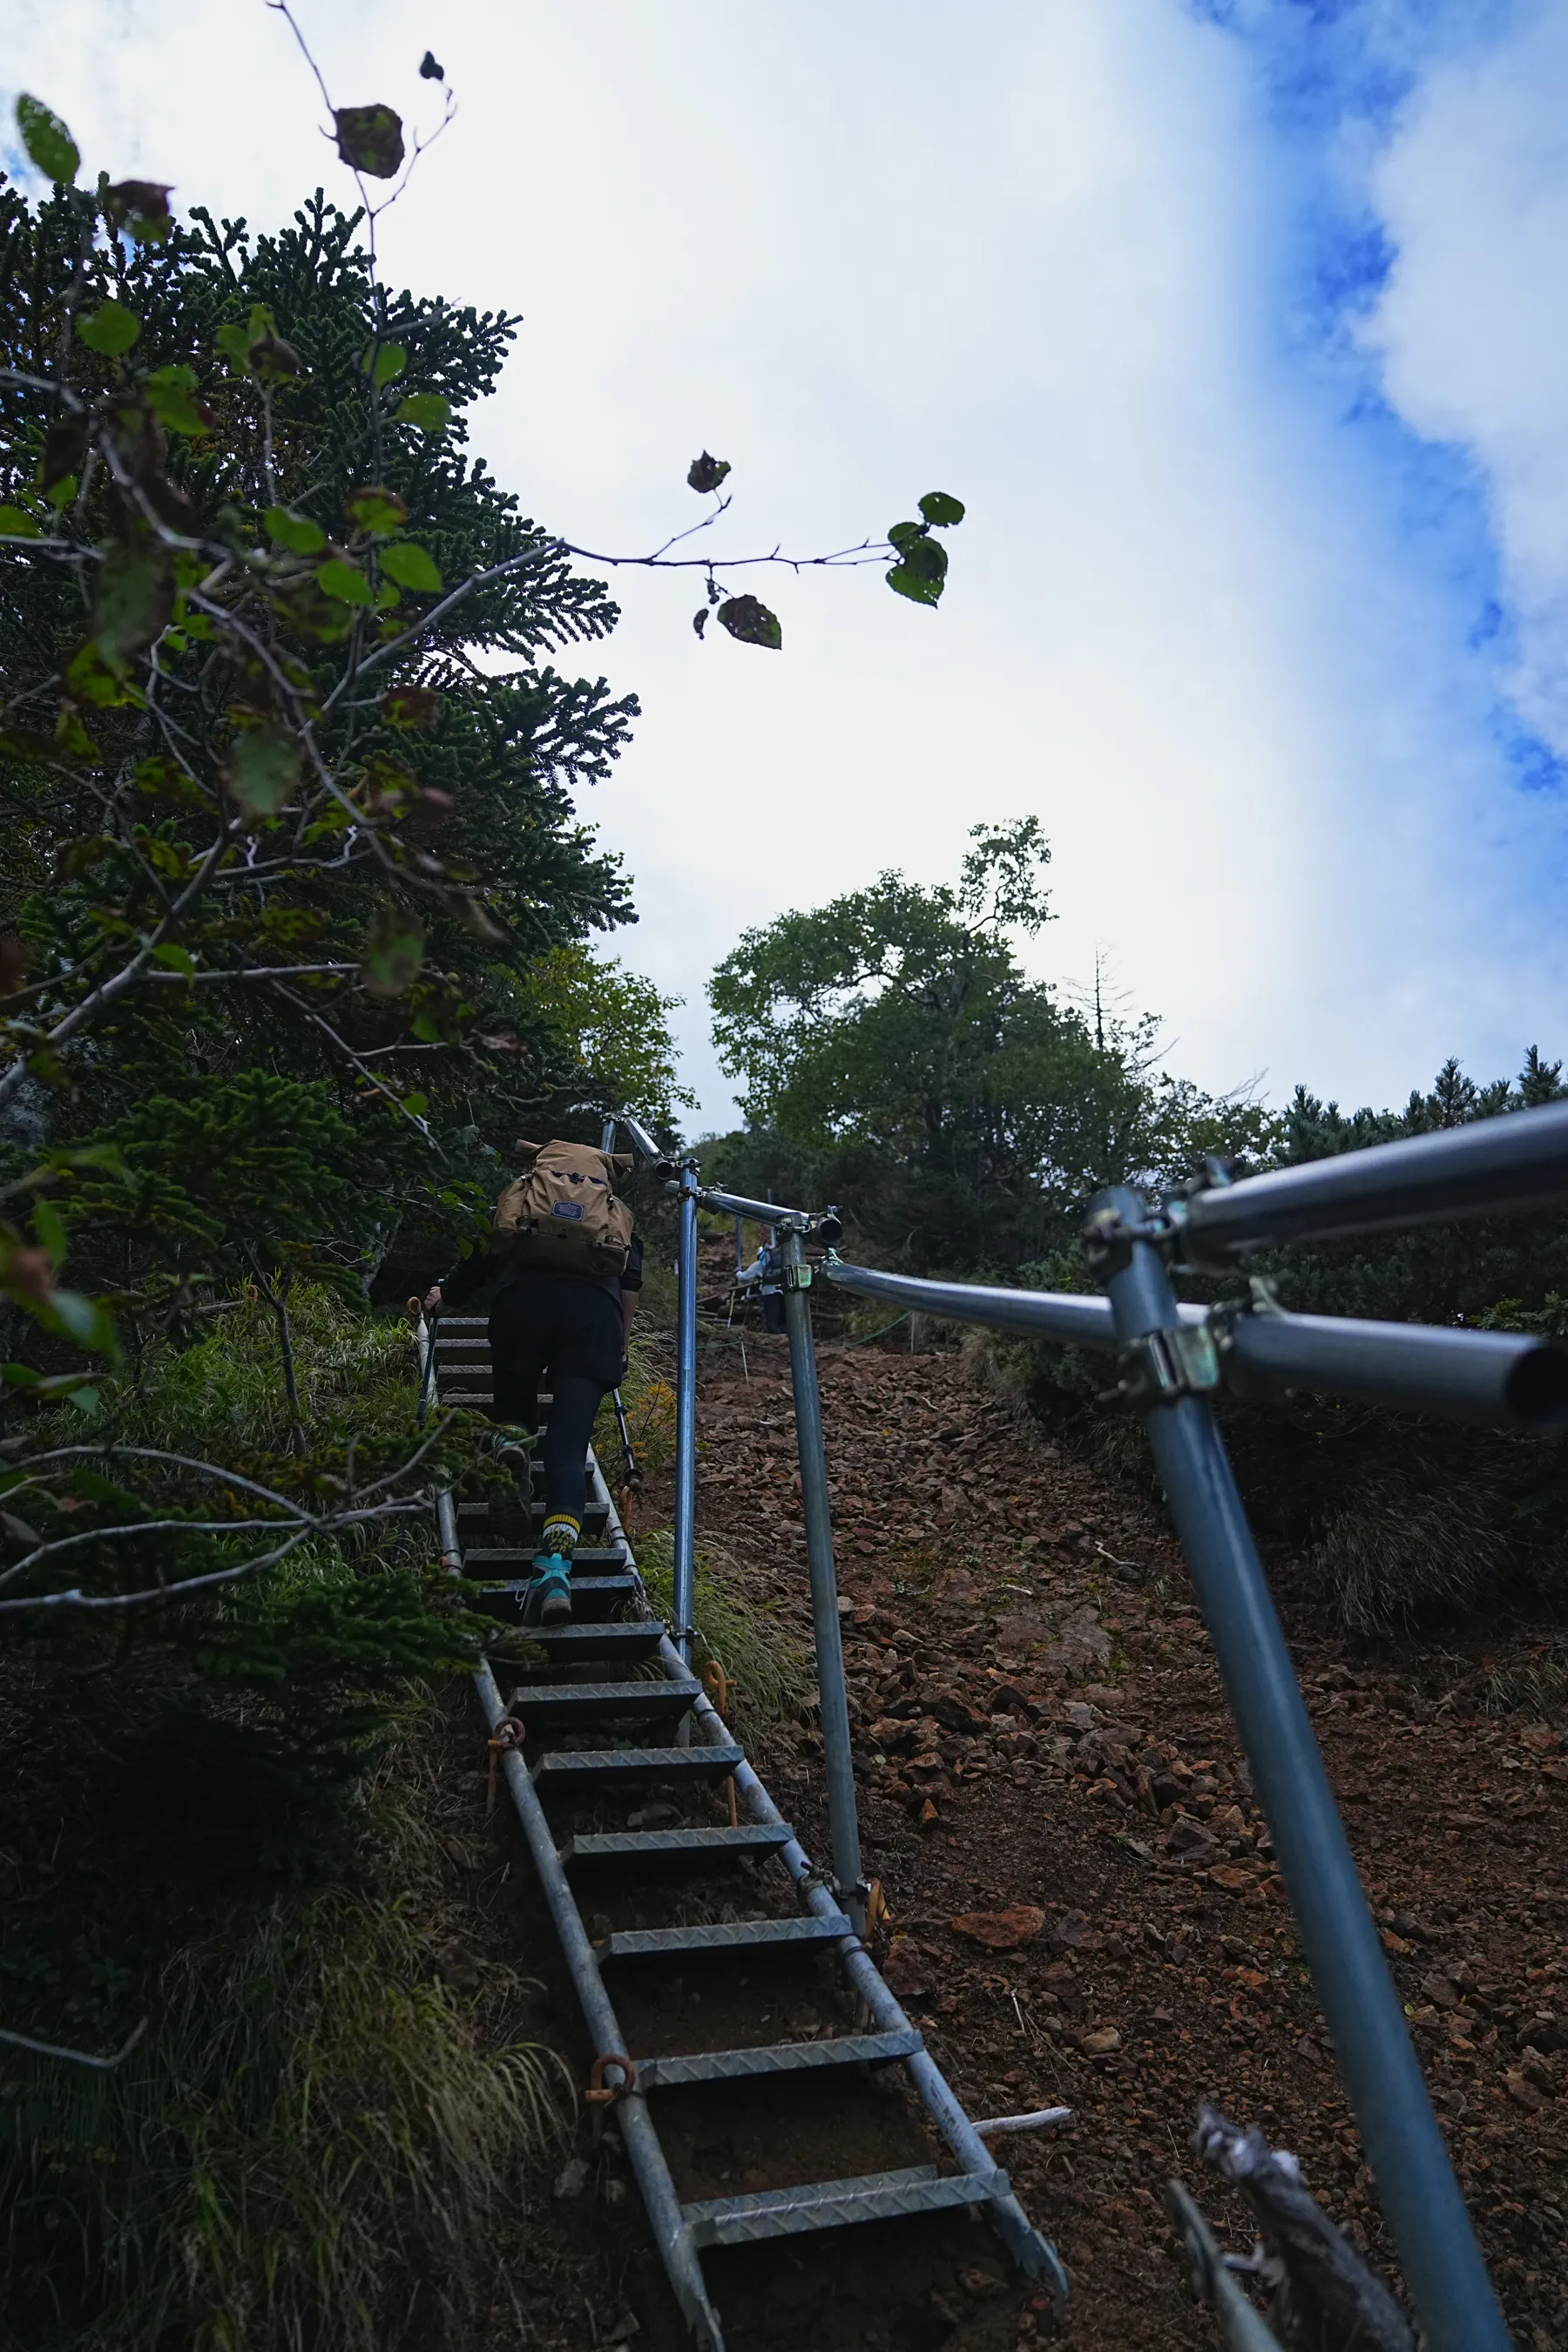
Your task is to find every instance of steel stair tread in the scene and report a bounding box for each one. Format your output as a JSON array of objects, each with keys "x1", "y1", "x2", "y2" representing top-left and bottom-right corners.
[
  {"x1": 465, "y1": 1546, "x2": 628, "y2": 1573},
  {"x1": 634, "y1": 2028, "x2": 922, "y2": 2088},
  {"x1": 484, "y1": 1620, "x2": 666, "y2": 1663},
  {"x1": 598, "y1": 1913, "x2": 851, "y2": 1961},
  {"x1": 478, "y1": 1575, "x2": 638, "y2": 1625},
  {"x1": 496, "y1": 1677, "x2": 699, "y2": 1728},
  {"x1": 557, "y1": 1824, "x2": 795, "y2": 1869},
  {"x1": 681, "y1": 2165, "x2": 1005, "y2": 2248},
  {"x1": 531, "y1": 1742, "x2": 744, "y2": 1789}
]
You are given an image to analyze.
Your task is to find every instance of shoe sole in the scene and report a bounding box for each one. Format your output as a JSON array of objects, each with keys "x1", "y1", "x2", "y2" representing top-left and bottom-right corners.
[{"x1": 539, "y1": 1592, "x2": 572, "y2": 1625}]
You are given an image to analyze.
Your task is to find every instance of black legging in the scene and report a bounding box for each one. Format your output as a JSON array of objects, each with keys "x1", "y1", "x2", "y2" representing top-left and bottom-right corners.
[{"x1": 489, "y1": 1271, "x2": 624, "y2": 1527}]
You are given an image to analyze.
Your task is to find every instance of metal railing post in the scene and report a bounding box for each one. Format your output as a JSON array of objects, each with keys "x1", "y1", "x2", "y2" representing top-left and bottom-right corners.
[
  {"x1": 672, "y1": 1160, "x2": 700, "y2": 1675},
  {"x1": 1088, "y1": 1184, "x2": 1511, "y2": 2352},
  {"x1": 780, "y1": 1225, "x2": 866, "y2": 1936}
]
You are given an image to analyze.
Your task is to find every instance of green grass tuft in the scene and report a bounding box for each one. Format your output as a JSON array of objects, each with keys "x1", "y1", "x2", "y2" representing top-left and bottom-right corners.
[
  {"x1": 635, "y1": 1525, "x2": 813, "y2": 1724},
  {"x1": 0, "y1": 1875, "x2": 567, "y2": 2352}
]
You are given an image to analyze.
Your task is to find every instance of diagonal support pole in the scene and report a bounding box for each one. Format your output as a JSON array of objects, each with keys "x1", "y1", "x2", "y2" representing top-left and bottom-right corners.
[
  {"x1": 780, "y1": 1225, "x2": 866, "y2": 1937},
  {"x1": 1088, "y1": 1183, "x2": 1510, "y2": 2352}
]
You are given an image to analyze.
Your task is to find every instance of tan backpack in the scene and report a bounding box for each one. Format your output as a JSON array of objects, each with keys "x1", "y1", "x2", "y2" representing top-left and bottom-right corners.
[{"x1": 493, "y1": 1139, "x2": 634, "y2": 1279}]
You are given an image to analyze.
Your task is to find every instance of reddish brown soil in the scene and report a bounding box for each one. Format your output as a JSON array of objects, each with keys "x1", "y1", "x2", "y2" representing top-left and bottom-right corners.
[{"x1": 446, "y1": 1328, "x2": 1567, "y2": 2351}]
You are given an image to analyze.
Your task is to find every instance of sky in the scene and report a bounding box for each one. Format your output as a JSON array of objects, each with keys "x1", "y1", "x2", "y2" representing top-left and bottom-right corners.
[{"x1": 8, "y1": 0, "x2": 1568, "y2": 1131}]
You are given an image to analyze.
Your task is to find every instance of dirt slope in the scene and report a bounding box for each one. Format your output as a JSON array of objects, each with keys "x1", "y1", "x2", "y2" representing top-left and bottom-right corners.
[{"x1": 447, "y1": 1328, "x2": 1567, "y2": 2351}]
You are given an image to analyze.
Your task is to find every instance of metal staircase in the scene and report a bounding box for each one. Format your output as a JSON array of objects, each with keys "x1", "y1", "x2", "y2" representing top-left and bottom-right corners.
[{"x1": 423, "y1": 1309, "x2": 1067, "y2": 2351}]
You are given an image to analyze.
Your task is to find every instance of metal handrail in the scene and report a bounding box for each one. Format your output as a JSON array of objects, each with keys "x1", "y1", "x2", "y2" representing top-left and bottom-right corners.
[
  {"x1": 821, "y1": 1259, "x2": 1568, "y2": 1432},
  {"x1": 1172, "y1": 1095, "x2": 1568, "y2": 1260}
]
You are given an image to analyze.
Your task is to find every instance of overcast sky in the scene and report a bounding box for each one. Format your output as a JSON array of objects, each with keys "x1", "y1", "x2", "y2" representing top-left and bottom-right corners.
[{"x1": 10, "y1": 0, "x2": 1568, "y2": 1129}]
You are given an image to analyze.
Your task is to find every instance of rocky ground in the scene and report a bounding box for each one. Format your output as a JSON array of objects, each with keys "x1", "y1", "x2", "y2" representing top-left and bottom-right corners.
[{"x1": 439, "y1": 1318, "x2": 1568, "y2": 2351}]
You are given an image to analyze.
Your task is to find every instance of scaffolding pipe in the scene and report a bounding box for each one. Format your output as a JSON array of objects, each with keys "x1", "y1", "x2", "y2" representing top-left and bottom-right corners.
[
  {"x1": 693, "y1": 1181, "x2": 815, "y2": 1228},
  {"x1": 821, "y1": 1259, "x2": 1568, "y2": 1433},
  {"x1": 1173, "y1": 1096, "x2": 1568, "y2": 1260},
  {"x1": 779, "y1": 1227, "x2": 866, "y2": 1936},
  {"x1": 1089, "y1": 1183, "x2": 1510, "y2": 2352},
  {"x1": 672, "y1": 1162, "x2": 700, "y2": 1671}
]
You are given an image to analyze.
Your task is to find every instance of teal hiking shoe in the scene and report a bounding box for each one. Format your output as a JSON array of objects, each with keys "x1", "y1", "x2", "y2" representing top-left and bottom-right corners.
[{"x1": 527, "y1": 1553, "x2": 573, "y2": 1626}]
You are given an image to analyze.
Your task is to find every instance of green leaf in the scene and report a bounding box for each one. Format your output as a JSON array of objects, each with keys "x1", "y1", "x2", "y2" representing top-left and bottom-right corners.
[
  {"x1": 362, "y1": 341, "x2": 408, "y2": 389},
  {"x1": 0, "y1": 504, "x2": 40, "y2": 537},
  {"x1": 378, "y1": 540, "x2": 442, "y2": 593},
  {"x1": 686, "y1": 450, "x2": 732, "y2": 494},
  {"x1": 886, "y1": 534, "x2": 948, "y2": 607},
  {"x1": 226, "y1": 728, "x2": 302, "y2": 817},
  {"x1": 64, "y1": 641, "x2": 145, "y2": 708},
  {"x1": 345, "y1": 485, "x2": 408, "y2": 534},
  {"x1": 395, "y1": 391, "x2": 449, "y2": 433},
  {"x1": 32, "y1": 1198, "x2": 67, "y2": 1267},
  {"x1": 16, "y1": 95, "x2": 79, "y2": 185},
  {"x1": 217, "y1": 305, "x2": 302, "y2": 382},
  {"x1": 361, "y1": 906, "x2": 426, "y2": 999},
  {"x1": 334, "y1": 103, "x2": 405, "y2": 178},
  {"x1": 49, "y1": 1288, "x2": 118, "y2": 1355},
  {"x1": 91, "y1": 543, "x2": 173, "y2": 666},
  {"x1": 265, "y1": 505, "x2": 327, "y2": 556},
  {"x1": 316, "y1": 558, "x2": 374, "y2": 605},
  {"x1": 375, "y1": 582, "x2": 401, "y2": 610},
  {"x1": 886, "y1": 560, "x2": 945, "y2": 608},
  {"x1": 152, "y1": 943, "x2": 196, "y2": 977},
  {"x1": 918, "y1": 491, "x2": 965, "y2": 528},
  {"x1": 68, "y1": 1385, "x2": 100, "y2": 1415},
  {"x1": 716, "y1": 593, "x2": 782, "y2": 651},
  {"x1": 888, "y1": 520, "x2": 926, "y2": 551},
  {"x1": 144, "y1": 364, "x2": 211, "y2": 436},
  {"x1": 401, "y1": 1092, "x2": 429, "y2": 1118},
  {"x1": 76, "y1": 299, "x2": 142, "y2": 357}
]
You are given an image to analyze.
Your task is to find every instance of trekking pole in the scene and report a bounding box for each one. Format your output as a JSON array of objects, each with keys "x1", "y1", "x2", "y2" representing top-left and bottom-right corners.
[{"x1": 611, "y1": 1386, "x2": 639, "y2": 1494}]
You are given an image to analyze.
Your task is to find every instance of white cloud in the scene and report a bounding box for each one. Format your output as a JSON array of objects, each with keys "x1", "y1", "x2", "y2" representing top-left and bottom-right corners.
[
  {"x1": 1368, "y1": 0, "x2": 1568, "y2": 744},
  {"x1": 9, "y1": 0, "x2": 1568, "y2": 1133}
]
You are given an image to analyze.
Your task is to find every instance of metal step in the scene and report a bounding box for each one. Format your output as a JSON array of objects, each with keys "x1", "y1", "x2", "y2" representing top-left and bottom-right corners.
[
  {"x1": 531, "y1": 1742, "x2": 744, "y2": 1792},
  {"x1": 488, "y1": 1619, "x2": 666, "y2": 1666},
  {"x1": 682, "y1": 2165, "x2": 1004, "y2": 2250},
  {"x1": 558, "y1": 1823, "x2": 795, "y2": 1871},
  {"x1": 498, "y1": 1676, "x2": 699, "y2": 1731},
  {"x1": 465, "y1": 1544, "x2": 628, "y2": 1576},
  {"x1": 635, "y1": 2028, "x2": 922, "y2": 2090},
  {"x1": 458, "y1": 1498, "x2": 612, "y2": 1533},
  {"x1": 598, "y1": 1914, "x2": 851, "y2": 1962},
  {"x1": 476, "y1": 1574, "x2": 639, "y2": 1625}
]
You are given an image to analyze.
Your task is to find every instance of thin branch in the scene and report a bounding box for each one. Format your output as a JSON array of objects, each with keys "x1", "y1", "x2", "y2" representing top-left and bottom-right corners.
[
  {"x1": 0, "y1": 2017, "x2": 148, "y2": 2071},
  {"x1": 0, "y1": 1514, "x2": 314, "y2": 1590},
  {"x1": 139, "y1": 963, "x2": 358, "y2": 983},
  {"x1": 0, "y1": 814, "x2": 251, "y2": 1114},
  {"x1": 0, "y1": 1499, "x2": 431, "y2": 1613},
  {"x1": 265, "y1": 976, "x2": 436, "y2": 1140}
]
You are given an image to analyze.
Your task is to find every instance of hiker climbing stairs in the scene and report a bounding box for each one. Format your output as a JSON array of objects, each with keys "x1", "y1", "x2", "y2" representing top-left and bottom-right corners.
[{"x1": 422, "y1": 1311, "x2": 1067, "y2": 2351}]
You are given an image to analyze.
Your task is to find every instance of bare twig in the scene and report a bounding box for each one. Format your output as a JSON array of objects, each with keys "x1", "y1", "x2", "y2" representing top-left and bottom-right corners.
[{"x1": 0, "y1": 2017, "x2": 149, "y2": 2071}]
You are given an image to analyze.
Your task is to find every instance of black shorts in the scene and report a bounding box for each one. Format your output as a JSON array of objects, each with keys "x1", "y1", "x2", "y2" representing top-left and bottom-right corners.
[{"x1": 490, "y1": 1269, "x2": 625, "y2": 1390}]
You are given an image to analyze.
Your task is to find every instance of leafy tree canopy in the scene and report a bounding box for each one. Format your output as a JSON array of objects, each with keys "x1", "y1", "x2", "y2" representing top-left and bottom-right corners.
[{"x1": 706, "y1": 819, "x2": 1274, "y2": 1269}]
